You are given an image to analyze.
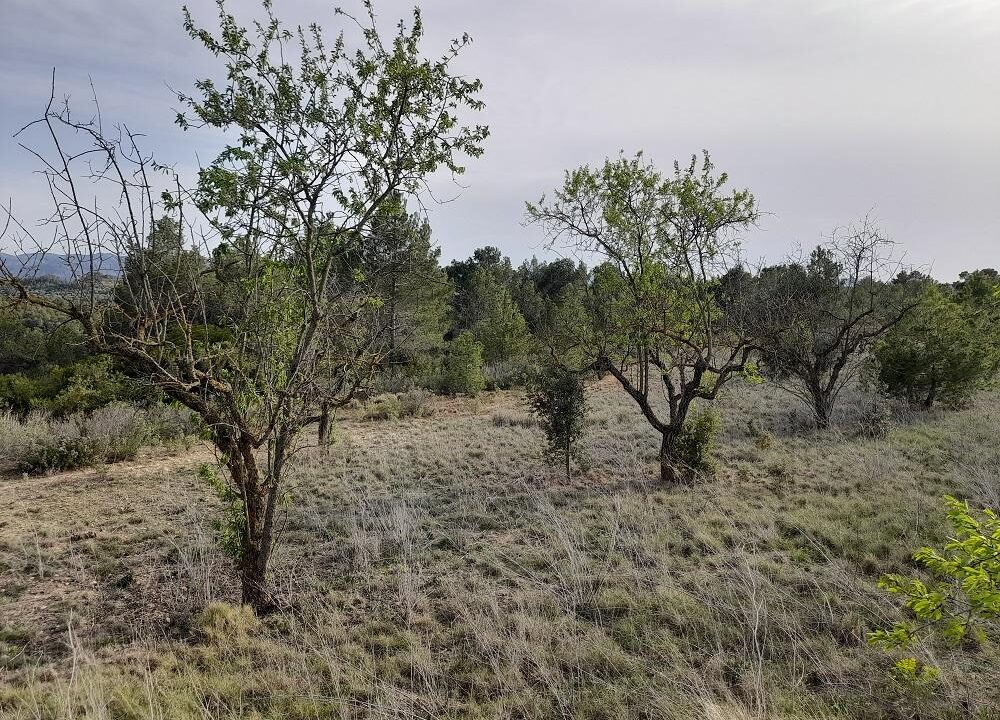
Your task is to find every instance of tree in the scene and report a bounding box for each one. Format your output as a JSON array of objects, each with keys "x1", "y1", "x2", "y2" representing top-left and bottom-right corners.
[
  {"x1": 874, "y1": 285, "x2": 999, "y2": 408},
  {"x1": 465, "y1": 268, "x2": 530, "y2": 363},
  {"x1": 754, "y1": 225, "x2": 919, "y2": 428},
  {"x1": 1, "y1": 1, "x2": 486, "y2": 612},
  {"x1": 363, "y1": 198, "x2": 450, "y2": 373},
  {"x1": 439, "y1": 331, "x2": 485, "y2": 395},
  {"x1": 527, "y1": 151, "x2": 760, "y2": 483},
  {"x1": 528, "y1": 362, "x2": 586, "y2": 479}
]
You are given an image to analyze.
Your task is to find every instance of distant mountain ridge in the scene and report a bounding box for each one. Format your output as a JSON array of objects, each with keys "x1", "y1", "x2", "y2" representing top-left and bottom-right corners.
[{"x1": 0, "y1": 252, "x2": 121, "y2": 280}]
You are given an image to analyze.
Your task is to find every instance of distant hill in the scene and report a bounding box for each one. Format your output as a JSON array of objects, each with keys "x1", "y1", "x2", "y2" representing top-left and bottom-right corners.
[{"x1": 0, "y1": 252, "x2": 121, "y2": 280}]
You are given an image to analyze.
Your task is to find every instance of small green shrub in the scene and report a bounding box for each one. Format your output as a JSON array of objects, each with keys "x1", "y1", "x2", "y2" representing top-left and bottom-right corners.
[
  {"x1": 20, "y1": 435, "x2": 104, "y2": 473},
  {"x1": 527, "y1": 363, "x2": 586, "y2": 478},
  {"x1": 439, "y1": 332, "x2": 485, "y2": 396},
  {"x1": 674, "y1": 409, "x2": 719, "y2": 475},
  {"x1": 398, "y1": 388, "x2": 434, "y2": 418},
  {"x1": 859, "y1": 399, "x2": 892, "y2": 440},
  {"x1": 363, "y1": 393, "x2": 402, "y2": 420},
  {"x1": 199, "y1": 463, "x2": 246, "y2": 558}
]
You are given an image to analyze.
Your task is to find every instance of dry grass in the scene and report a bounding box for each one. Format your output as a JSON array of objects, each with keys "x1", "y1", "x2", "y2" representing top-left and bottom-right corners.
[{"x1": 1, "y1": 378, "x2": 998, "y2": 719}]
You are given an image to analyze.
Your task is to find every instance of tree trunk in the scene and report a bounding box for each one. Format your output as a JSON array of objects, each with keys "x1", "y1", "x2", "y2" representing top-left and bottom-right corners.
[
  {"x1": 923, "y1": 374, "x2": 938, "y2": 408},
  {"x1": 218, "y1": 430, "x2": 279, "y2": 614},
  {"x1": 659, "y1": 430, "x2": 681, "y2": 483},
  {"x1": 318, "y1": 403, "x2": 331, "y2": 448},
  {"x1": 810, "y1": 385, "x2": 833, "y2": 429}
]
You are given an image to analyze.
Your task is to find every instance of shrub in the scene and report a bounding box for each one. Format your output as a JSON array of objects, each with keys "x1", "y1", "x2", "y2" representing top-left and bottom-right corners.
[
  {"x1": 20, "y1": 434, "x2": 104, "y2": 473},
  {"x1": 363, "y1": 393, "x2": 402, "y2": 421},
  {"x1": 3, "y1": 401, "x2": 197, "y2": 474},
  {"x1": 871, "y1": 496, "x2": 999, "y2": 674},
  {"x1": 673, "y1": 409, "x2": 719, "y2": 475},
  {"x1": 0, "y1": 410, "x2": 46, "y2": 463},
  {"x1": 527, "y1": 364, "x2": 586, "y2": 478},
  {"x1": 859, "y1": 399, "x2": 892, "y2": 440},
  {"x1": 439, "y1": 332, "x2": 485, "y2": 396},
  {"x1": 398, "y1": 388, "x2": 434, "y2": 418},
  {"x1": 483, "y1": 360, "x2": 528, "y2": 390},
  {"x1": 86, "y1": 402, "x2": 153, "y2": 461},
  {"x1": 145, "y1": 402, "x2": 204, "y2": 441}
]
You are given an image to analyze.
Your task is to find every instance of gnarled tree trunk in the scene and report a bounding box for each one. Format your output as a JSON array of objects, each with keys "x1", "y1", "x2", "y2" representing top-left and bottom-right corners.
[{"x1": 215, "y1": 428, "x2": 280, "y2": 613}]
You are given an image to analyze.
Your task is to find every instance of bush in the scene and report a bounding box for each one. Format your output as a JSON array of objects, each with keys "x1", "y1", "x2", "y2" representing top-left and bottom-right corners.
[
  {"x1": 20, "y1": 434, "x2": 104, "y2": 473},
  {"x1": 874, "y1": 286, "x2": 999, "y2": 408},
  {"x1": 439, "y1": 332, "x2": 485, "y2": 396},
  {"x1": 527, "y1": 364, "x2": 586, "y2": 478},
  {"x1": 859, "y1": 399, "x2": 892, "y2": 440},
  {"x1": 1, "y1": 401, "x2": 199, "y2": 474},
  {"x1": 673, "y1": 409, "x2": 719, "y2": 475},
  {"x1": 145, "y1": 402, "x2": 204, "y2": 441},
  {"x1": 398, "y1": 388, "x2": 434, "y2": 418},
  {"x1": 363, "y1": 393, "x2": 402, "y2": 421},
  {"x1": 483, "y1": 360, "x2": 528, "y2": 390},
  {"x1": 871, "y1": 496, "x2": 1000, "y2": 682}
]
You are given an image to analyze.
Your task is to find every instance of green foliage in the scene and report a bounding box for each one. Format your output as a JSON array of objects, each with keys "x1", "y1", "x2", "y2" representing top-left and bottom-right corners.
[
  {"x1": 439, "y1": 332, "x2": 485, "y2": 396},
  {"x1": 528, "y1": 364, "x2": 587, "y2": 477},
  {"x1": 365, "y1": 198, "x2": 451, "y2": 377},
  {"x1": 874, "y1": 285, "x2": 999, "y2": 407},
  {"x1": 465, "y1": 269, "x2": 530, "y2": 364},
  {"x1": 199, "y1": 463, "x2": 246, "y2": 559},
  {"x1": 870, "y1": 496, "x2": 999, "y2": 656},
  {"x1": 673, "y1": 409, "x2": 720, "y2": 474},
  {"x1": 527, "y1": 151, "x2": 759, "y2": 481},
  {"x1": 363, "y1": 393, "x2": 402, "y2": 421}
]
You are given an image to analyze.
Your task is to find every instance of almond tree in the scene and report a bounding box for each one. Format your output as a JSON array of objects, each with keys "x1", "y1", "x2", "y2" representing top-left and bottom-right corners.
[
  {"x1": 1, "y1": 0, "x2": 487, "y2": 611},
  {"x1": 527, "y1": 152, "x2": 759, "y2": 482}
]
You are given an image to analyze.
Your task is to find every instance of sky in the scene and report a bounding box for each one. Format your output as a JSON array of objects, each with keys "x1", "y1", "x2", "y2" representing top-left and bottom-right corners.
[{"x1": 1, "y1": 0, "x2": 998, "y2": 280}]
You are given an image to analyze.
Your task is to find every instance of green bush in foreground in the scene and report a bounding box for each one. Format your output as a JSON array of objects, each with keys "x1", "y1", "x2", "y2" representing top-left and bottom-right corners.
[
  {"x1": 871, "y1": 496, "x2": 999, "y2": 673},
  {"x1": 673, "y1": 409, "x2": 720, "y2": 476}
]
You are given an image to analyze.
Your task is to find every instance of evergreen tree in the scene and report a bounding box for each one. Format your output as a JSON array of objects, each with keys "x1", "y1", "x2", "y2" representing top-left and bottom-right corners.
[{"x1": 528, "y1": 362, "x2": 586, "y2": 478}]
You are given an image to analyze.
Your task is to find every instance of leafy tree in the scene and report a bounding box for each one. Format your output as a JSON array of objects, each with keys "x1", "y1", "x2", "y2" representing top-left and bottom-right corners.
[
  {"x1": 870, "y1": 496, "x2": 999, "y2": 673},
  {"x1": 439, "y1": 331, "x2": 485, "y2": 395},
  {"x1": 527, "y1": 151, "x2": 760, "y2": 483},
  {"x1": 753, "y1": 227, "x2": 919, "y2": 427},
  {"x1": 1, "y1": 0, "x2": 486, "y2": 612},
  {"x1": 874, "y1": 285, "x2": 999, "y2": 407},
  {"x1": 955, "y1": 268, "x2": 999, "y2": 306},
  {"x1": 528, "y1": 362, "x2": 586, "y2": 478}
]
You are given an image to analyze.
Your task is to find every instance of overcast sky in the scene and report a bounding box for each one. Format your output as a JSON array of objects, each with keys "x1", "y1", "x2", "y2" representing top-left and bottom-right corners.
[{"x1": 2, "y1": 0, "x2": 997, "y2": 279}]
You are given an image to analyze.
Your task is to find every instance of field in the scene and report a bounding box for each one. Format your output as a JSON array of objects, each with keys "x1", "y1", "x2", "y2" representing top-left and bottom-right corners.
[{"x1": 1, "y1": 378, "x2": 998, "y2": 719}]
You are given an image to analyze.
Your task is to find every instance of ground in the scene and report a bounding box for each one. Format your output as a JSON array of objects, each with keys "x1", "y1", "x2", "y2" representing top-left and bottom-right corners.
[{"x1": 1, "y1": 378, "x2": 998, "y2": 719}]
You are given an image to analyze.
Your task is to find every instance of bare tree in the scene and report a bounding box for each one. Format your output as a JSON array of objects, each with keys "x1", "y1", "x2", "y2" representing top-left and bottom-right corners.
[
  {"x1": 753, "y1": 222, "x2": 919, "y2": 428},
  {"x1": 527, "y1": 151, "x2": 760, "y2": 482},
  {"x1": 1, "y1": 1, "x2": 486, "y2": 612}
]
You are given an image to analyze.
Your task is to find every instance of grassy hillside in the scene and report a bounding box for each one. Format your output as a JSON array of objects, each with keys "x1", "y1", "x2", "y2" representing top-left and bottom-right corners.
[{"x1": 1, "y1": 379, "x2": 997, "y2": 719}]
